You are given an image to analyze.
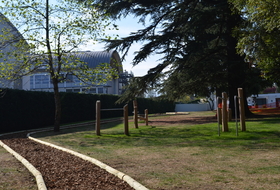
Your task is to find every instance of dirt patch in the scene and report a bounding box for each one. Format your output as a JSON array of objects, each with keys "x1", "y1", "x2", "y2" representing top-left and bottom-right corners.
[
  {"x1": 148, "y1": 115, "x2": 217, "y2": 126},
  {"x1": 0, "y1": 146, "x2": 37, "y2": 190}
]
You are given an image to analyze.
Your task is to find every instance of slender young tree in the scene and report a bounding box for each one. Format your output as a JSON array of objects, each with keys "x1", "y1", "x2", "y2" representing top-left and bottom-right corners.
[{"x1": 0, "y1": 0, "x2": 118, "y2": 131}]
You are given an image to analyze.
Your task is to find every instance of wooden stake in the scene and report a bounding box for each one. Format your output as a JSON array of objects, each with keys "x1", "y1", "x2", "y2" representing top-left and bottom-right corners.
[
  {"x1": 124, "y1": 104, "x2": 129, "y2": 135},
  {"x1": 133, "y1": 100, "x2": 138, "y2": 128},
  {"x1": 238, "y1": 88, "x2": 246, "y2": 131},
  {"x1": 144, "y1": 109, "x2": 148, "y2": 126},
  {"x1": 95, "y1": 100, "x2": 101, "y2": 136},
  {"x1": 222, "y1": 92, "x2": 229, "y2": 132}
]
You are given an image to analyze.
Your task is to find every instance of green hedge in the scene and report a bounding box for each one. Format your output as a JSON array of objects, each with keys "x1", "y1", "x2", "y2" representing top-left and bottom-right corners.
[{"x1": 0, "y1": 89, "x2": 174, "y2": 133}]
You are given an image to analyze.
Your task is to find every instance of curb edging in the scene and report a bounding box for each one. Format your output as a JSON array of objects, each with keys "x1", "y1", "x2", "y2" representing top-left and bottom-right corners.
[
  {"x1": 0, "y1": 140, "x2": 47, "y2": 190},
  {"x1": 28, "y1": 134, "x2": 149, "y2": 190}
]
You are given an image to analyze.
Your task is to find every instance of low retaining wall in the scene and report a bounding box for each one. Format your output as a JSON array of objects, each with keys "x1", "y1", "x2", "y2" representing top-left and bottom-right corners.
[{"x1": 175, "y1": 104, "x2": 210, "y2": 112}]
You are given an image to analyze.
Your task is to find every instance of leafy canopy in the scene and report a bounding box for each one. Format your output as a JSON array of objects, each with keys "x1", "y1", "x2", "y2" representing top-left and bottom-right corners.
[
  {"x1": 0, "y1": 0, "x2": 118, "y2": 85},
  {"x1": 230, "y1": 0, "x2": 280, "y2": 85},
  {"x1": 89, "y1": 0, "x2": 266, "y2": 103},
  {"x1": 0, "y1": 0, "x2": 119, "y2": 131}
]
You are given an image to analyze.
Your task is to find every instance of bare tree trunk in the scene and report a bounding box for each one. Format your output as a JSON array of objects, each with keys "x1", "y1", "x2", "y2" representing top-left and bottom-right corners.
[
  {"x1": 45, "y1": 0, "x2": 61, "y2": 132},
  {"x1": 53, "y1": 79, "x2": 61, "y2": 132}
]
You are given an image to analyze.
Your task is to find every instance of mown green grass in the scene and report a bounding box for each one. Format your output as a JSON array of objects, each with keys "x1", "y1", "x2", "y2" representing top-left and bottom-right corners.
[
  {"x1": 33, "y1": 113, "x2": 280, "y2": 190},
  {"x1": 35, "y1": 117, "x2": 280, "y2": 148}
]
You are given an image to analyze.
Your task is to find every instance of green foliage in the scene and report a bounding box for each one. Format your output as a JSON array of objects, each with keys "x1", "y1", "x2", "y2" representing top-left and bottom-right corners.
[
  {"x1": 0, "y1": 0, "x2": 119, "y2": 131},
  {"x1": 91, "y1": 0, "x2": 266, "y2": 109},
  {"x1": 0, "y1": 89, "x2": 174, "y2": 133},
  {"x1": 0, "y1": 0, "x2": 118, "y2": 85},
  {"x1": 230, "y1": 0, "x2": 280, "y2": 86},
  {"x1": 0, "y1": 89, "x2": 54, "y2": 133},
  {"x1": 174, "y1": 95, "x2": 193, "y2": 104},
  {"x1": 230, "y1": 0, "x2": 280, "y2": 32}
]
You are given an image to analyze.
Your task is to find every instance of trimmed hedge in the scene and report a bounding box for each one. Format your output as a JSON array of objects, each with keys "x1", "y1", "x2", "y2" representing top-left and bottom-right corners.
[{"x1": 0, "y1": 89, "x2": 174, "y2": 133}]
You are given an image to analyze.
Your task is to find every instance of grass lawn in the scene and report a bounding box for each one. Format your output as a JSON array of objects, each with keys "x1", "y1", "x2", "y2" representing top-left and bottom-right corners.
[{"x1": 33, "y1": 111, "x2": 280, "y2": 190}]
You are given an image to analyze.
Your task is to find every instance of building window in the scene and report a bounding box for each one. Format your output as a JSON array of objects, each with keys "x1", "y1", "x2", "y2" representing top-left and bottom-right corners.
[
  {"x1": 89, "y1": 88, "x2": 96, "y2": 93},
  {"x1": 32, "y1": 74, "x2": 49, "y2": 89},
  {"x1": 98, "y1": 88, "x2": 103, "y2": 94},
  {"x1": 30, "y1": 75, "x2": 33, "y2": 88},
  {"x1": 256, "y1": 98, "x2": 266, "y2": 106},
  {"x1": 65, "y1": 74, "x2": 73, "y2": 82},
  {"x1": 66, "y1": 88, "x2": 81, "y2": 93},
  {"x1": 65, "y1": 75, "x2": 80, "y2": 87}
]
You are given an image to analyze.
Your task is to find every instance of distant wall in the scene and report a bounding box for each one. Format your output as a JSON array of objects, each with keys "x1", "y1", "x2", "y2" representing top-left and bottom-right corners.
[{"x1": 175, "y1": 104, "x2": 210, "y2": 112}]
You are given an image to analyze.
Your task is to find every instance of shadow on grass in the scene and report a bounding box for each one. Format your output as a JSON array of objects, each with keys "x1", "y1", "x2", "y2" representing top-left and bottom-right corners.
[
  {"x1": 33, "y1": 120, "x2": 123, "y2": 138},
  {"x1": 32, "y1": 116, "x2": 280, "y2": 150},
  {"x1": 31, "y1": 121, "x2": 280, "y2": 149}
]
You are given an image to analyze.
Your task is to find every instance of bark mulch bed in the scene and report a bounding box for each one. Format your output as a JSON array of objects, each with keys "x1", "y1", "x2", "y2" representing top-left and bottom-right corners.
[
  {"x1": 0, "y1": 115, "x2": 217, "y2": 189},
  {"x1": 0, "y1": 133, "x2": 134, "y2": 190}
]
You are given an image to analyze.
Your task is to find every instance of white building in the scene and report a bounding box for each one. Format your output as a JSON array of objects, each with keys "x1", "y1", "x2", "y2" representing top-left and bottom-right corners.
[
  {"x1": 0, "y1": 13, "x2": 126, "y2": 95},
  {"x1": 247, "y1": 93, "x2": 280, "y2": 108},
  {"x1": 0, "y1": 13, "x2": 29, "y2": 89},
  {"x1": 22, "y1": 50, "x2": 124, "y2": 95}
]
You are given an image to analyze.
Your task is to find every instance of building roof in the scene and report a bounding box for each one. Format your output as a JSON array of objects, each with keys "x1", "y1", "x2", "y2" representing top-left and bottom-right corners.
[
  {"x1": 73, "y1": 50, "x2": 122, "y2": 73},
  {"x1": 0, "y1": 13, "x2": 28, "y2": 49},
  {"x1": 0, "y1": 13, "x2": 123, "y2": 74}
]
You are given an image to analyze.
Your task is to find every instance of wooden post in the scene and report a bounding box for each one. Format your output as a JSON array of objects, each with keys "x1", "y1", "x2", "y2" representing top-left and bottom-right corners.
[
  {"x1": 124, "y1": 104, "x2": 129, "y2": 135},
  {"x1": 217, "y1": 107, "x2": 222, "y2": 124},
  {"x1": 144, "y1": 109, "x2": 148, "y2": 126},
  {"x1": 238, "y1": 88, "x2": 246, "y2": 131},
  {"x1": 95, "y1": 100, "x2": 101, "y2": 136},
  {"x1": 133, "y1": 100, "x2": 138, "y2": 128},
  {"x1": 222, "y1": 92, "x2": 228, "y2": 132}
]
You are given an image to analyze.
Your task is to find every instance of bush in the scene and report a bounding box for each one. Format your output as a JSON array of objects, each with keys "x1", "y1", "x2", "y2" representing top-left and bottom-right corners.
[{"x1": 0, "y1": 89, "x2": 174, "y2": 133}]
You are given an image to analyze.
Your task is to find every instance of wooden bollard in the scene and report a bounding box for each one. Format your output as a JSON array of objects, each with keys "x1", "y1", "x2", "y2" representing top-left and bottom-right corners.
[
  {"x1": 124, "y1": 104, "x2": 129, "y2": 135},
  {"x1": 238, "y1": 88, "x2": 246, "y2": 131},
  {"x1": 95, "y1": 100, "x2": 101, "y2": 136},
  {"x1": 144, "y1": 109, "x2": 148, "y2": 126},
  {"x1": 133, "y1": 100, "x2": 138, "y2": 128},
  {"x1": 222, "y1": 92, "x2": 228, "y2": 132},
  {"x1": 217, "y1": 107, "x2": 222, "y2": 125}
]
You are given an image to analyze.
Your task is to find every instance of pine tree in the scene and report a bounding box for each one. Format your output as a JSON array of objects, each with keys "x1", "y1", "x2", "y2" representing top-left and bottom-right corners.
[{"x1": 90, "y1": 0, "x2": 266, "y2": 115}]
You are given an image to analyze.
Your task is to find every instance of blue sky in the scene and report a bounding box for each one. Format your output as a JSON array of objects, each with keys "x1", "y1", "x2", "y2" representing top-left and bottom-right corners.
[
  {"x1": 2, "y1": 0, "x2": 160, "y2": 77},
  {"x1": 94, "y1": 16, "x2": 162, "y2": 77}
]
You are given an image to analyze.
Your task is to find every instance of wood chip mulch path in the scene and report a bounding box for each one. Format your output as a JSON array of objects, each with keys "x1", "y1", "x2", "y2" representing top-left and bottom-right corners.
[{"x1": 0, "y1": 133, "x2": 134, "y2": 190}]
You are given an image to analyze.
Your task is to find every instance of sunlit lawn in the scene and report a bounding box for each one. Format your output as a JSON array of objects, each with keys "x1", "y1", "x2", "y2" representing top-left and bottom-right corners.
[{"x1": 33, "y1": 113, "x2": 280, "y2": 190}]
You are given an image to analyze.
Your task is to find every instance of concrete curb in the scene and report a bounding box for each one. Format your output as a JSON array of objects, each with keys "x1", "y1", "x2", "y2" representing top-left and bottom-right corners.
[
  {"x1": 0, "y1": 140, "x2": 47, "y2": 190},
  {"x1": 27, "y1": 133, "x2": 149, "y2": 190}
]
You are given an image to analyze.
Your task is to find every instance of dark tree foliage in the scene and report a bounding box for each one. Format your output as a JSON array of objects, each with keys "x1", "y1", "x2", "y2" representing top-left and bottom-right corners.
[{"x1": 85, "y1": 0, "x2": 267, "y2": 115}]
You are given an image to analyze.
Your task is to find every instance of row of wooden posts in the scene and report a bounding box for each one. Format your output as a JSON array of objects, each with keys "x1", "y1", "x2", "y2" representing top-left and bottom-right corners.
[
  {"x1": 217, "y1": 88, "x2": 246, "y2": 136},
  {"x1": 95, "y1": 100, "x2": 148, "y2": 136}
]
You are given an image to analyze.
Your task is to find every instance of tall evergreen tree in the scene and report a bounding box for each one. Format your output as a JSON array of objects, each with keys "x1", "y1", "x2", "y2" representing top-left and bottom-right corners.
[{"x1": 88, "y1": 0, "x2": 266, "y2": 115}]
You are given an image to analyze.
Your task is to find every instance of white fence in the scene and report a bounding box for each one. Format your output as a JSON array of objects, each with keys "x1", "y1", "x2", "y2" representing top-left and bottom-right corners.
[{"x1": 175, "y1": 103, "x2": 211, "y2": 112}]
